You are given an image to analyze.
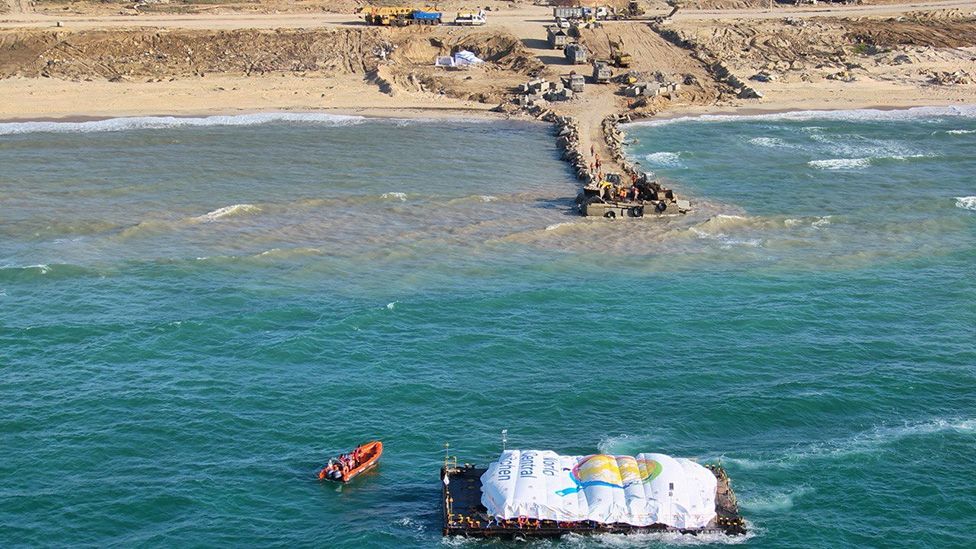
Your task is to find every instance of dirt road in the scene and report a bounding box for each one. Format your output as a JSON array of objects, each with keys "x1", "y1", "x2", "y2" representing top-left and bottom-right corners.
[{"x1": 1, "y1": 1, "x2": 973, "y2": 30}]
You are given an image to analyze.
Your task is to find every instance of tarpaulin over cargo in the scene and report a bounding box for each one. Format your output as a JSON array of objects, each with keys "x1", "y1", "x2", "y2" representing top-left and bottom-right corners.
[{"x1": 480, "y1": 450, "x2": 717, "y2": 528}]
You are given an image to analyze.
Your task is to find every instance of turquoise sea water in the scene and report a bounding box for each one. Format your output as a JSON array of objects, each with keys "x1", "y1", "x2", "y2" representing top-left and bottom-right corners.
[{"x1": 1, "y1": 109, "x2": 974, "y2": 547}]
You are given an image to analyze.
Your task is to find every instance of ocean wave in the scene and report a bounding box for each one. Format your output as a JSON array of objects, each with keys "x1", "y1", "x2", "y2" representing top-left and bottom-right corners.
[
  {"x1": 381, "y1": 192, "x2": 407, "y2": 202},
  {"x1": 945, "y1": 129, "x2": 976, "y2": 135},
  {"x1": 626, "y1": 105, "x2": 976, "y2": 128},
  {"x1": 0, "y1": 263, "x2": 51, "y2": 274},
  {"x1": 955, "y1": 196, "x2": 976, "y2": 211},
  {"x1": 0, "y1": 112, "x2": 365, "y2": 136},
  {"x1": 807, "y1": 158, "x2": 871, "y2": 170},
  {"x1": 748, "y1": 137, "x2": 794, "y2": 149},
  {"x1": 643, "y1": 151, "x2": 684, "y2": 168},
  {"x1": 193, "y1": 204, "x2": 261, "y2": 222}
]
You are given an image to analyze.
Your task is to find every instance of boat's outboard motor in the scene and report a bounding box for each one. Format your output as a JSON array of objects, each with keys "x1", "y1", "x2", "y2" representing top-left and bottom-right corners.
[{"x1": 330, "y1": 470, "x2": 342, "y2": 480}]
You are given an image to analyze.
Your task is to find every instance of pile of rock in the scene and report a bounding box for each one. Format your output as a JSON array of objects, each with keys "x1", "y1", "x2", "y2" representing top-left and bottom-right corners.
[
  {"x1": 553, "y1": 117, "x2": 593, "y2": 181},
  {"x1": 929, "y1": 70, "x2": 972, "y2": 85},
  {"x1": 515, "y1": 77, "x2": 576, "y2": 105},
  {"x1": 624, "y1": 80, "x2": 680, "y2": 98},
  {"x1": 601, "y1": 115, "x2": 640, "y2": 177},
  {"x1": 826, "y1": 70, "x2": 857, "y2": 82}
]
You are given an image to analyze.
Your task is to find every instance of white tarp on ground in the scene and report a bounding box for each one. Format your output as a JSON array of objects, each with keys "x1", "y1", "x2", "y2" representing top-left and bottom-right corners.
[
  {"x1": 453, "y1": 50, "x2": 483, "y2": 65},
  {"x1": 480, "y1": 450, "x2": 717, "y2": 528}
]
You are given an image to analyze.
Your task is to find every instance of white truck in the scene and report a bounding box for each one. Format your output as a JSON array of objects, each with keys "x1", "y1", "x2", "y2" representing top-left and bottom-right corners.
[{"x1": 454, "y1": 9, "x2": 487, "y2": 26}]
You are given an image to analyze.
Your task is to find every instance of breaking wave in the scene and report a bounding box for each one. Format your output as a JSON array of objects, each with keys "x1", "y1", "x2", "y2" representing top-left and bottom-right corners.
[
  {"x1": 626, "y1": 105, "x2": 976, "y2": 128},
  {"x1": 945, "y1": 129, "x2": 976, "y2": 135},
  {"x1": 748, "y1": 137, "x2": 793, "y2": 149},
  {"x1": 643, "y1": 151, "x2": 684, "y2": 167},
  {"x1": 381, "y1": 192, "x2": 408, "y2": 202},
  {"x1": 0, "y1": 264, "x2": 51, "y2": 274},
  {"x1": 193, "y1": 204, "x2": 261, "y2": 222},
  {"x1": 955, "y1": 196, "x2": 976, "y2": 211},
  {"x1": 0, "y1": 112, "x2": 365, "y2": 136},
  {"x1": 807, "y1": 158, "x2": 871, "y2": 170}
]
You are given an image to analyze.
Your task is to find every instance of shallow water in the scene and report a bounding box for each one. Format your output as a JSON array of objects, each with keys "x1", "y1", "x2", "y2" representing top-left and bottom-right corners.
[{"x1": 1, "y1": 110, "x2": 974, "y2": 547}]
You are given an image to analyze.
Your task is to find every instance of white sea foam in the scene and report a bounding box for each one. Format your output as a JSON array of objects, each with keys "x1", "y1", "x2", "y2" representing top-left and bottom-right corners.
[
  {"x1": 393, "y1": 517, "x2": 425, "y2": 532},
  {"x1": 480, "y1": 195, "x2": 497, "y2": 202},
  {"x1": 0, "y1": 112, "x2": 366, "y2": 136},
  {"x1": 545, "y1": 222, "x2": 575, "y2": 232},
  {"x1": 945, "y1": 129, "x2": 976, "y2": 135},
  {"x1": 748, "y1": 137, "x2": 793, "y2": 149},
  {"x1": 811, "y1": 216, "x2": 832, "y2": 228},
  {"x1": 556, "y1": 528, "x2": 758, "y2": 546},
  {"x1": 788, "y1": 418, "x2": 976, "y2": 463},
  {"x1": 386, "y1": 302, "x2": 397, "y2": 310},
  {"x1": 741, "y1": 487, "x2": 813, "y2": 513},
  {"x1": 382, "y1": 192, "x2": 407, "y2": 201},
  {"x1": 194, "y1": 203, "x2": 261, "y2": 222},
  {"x1": 955, "y1": 196, "x2": 976, "y2": 211},
  {"x1": 807, "y1": 158, "x2": 871, "y2": 170},
  {"x1": 713, "y1": 419, "x2": 975, "y2": 471},
  {"x1": 626, "y1": 105, "x2": 976, "y2": 128},
  {"x1": 643, "y1": 151, "x2": 684, "y2": 167}
]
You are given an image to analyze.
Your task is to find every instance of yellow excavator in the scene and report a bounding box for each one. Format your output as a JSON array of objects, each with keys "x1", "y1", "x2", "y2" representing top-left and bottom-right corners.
[{"x1": 610, "y1": 39, "x2": 633, "y2": 68}]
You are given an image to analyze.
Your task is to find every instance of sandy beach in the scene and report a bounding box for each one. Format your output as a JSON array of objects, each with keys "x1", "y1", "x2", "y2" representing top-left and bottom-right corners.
[{"x1": 3, "y1": 0, "x2": 976, "y2": 170}]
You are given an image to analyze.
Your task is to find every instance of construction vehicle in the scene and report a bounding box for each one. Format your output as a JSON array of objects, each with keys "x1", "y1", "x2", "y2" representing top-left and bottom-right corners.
[
  {"x1": 592, "y1": 61, "x2": 611, "y2": 83},
  {"x1": 553, "y1": 6, "x2": 585, "y2": 19},
  {"x1": 547, "y1": 26, "x2": 570, "y2": 49},
  {"x1": 364, "y1": 7, "x2": 442, "y2": 26},
  {"x1": 400, "y1": 10, "x2": 442, "y2": 26},
  {"x1": 454, "y1": 9, "x2": 487, "y2": 26},
  {"x1": 626, "y1": 1, "x2": 646, "y2": 18},
  {"x1": 564, "y1": 43, "x2": 588, "y2": 64},
  {"x1": 610, "y1": 39, "x2": 633, "y2": 68},
  {"x1": 565, "y1": 72, "x2": 586, "y2": 93},
  {"x1": 363, "y1": 6, "x2": 413, "y2": 25}
]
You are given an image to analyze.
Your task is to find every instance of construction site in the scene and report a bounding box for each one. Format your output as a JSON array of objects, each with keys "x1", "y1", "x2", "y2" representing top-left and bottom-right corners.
[{"x1": 2, "y1": 0, "x2": 976, "y2": 207}]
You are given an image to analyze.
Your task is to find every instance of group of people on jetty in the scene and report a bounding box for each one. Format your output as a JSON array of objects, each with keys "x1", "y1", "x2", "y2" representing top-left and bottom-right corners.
[{"x1": 588, "y1": 145, "x2": 645, "y2": 202}]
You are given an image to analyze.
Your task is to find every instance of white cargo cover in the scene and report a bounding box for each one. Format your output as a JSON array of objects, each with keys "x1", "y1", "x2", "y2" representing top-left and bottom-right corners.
[{"x1": 480, "y1": 450, "x2": 717, "y2": 528}]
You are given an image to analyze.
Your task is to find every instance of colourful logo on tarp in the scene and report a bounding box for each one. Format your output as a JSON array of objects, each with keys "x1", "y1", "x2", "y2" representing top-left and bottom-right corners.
[{"x1": 556, "y1": 454, "x2": 662, "y2": 496}]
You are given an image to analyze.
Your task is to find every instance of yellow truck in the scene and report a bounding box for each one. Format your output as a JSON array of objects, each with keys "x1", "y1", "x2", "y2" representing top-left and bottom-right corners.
[{"x1": 363, "y1": 7, "x2": 413, "y2": 26}]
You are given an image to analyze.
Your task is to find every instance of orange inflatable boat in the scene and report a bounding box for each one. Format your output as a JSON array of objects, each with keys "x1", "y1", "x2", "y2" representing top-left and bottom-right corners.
[{"x1": 318, "y1": 441, "x2": 383, "y2": 482}]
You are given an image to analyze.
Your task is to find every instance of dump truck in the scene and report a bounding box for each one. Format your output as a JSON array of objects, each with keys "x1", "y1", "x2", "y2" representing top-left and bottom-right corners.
[
  {"x1": 547, "y1": 26, "x2": 569, "y2": 49},
  {"x1": 592, "y1": 61, "x2": 611, "y2": 83},
  {"x1": 565, "y1": 72, "x2": 586, "y2": 93},
  {"x1": 564, "y1": 43, "x2": 588, "y2": 64},
  {"x1": 553, "y1": 6, "x2": 585, "y2": 19},
  {"x1": 402, "y1": 10, "x2": 443, "y2": 25}
]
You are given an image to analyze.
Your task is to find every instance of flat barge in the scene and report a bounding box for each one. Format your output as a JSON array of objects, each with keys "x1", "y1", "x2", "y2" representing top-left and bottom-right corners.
[{"x1": 441, "y1": 462, "x2": 746, "y2": 539}]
